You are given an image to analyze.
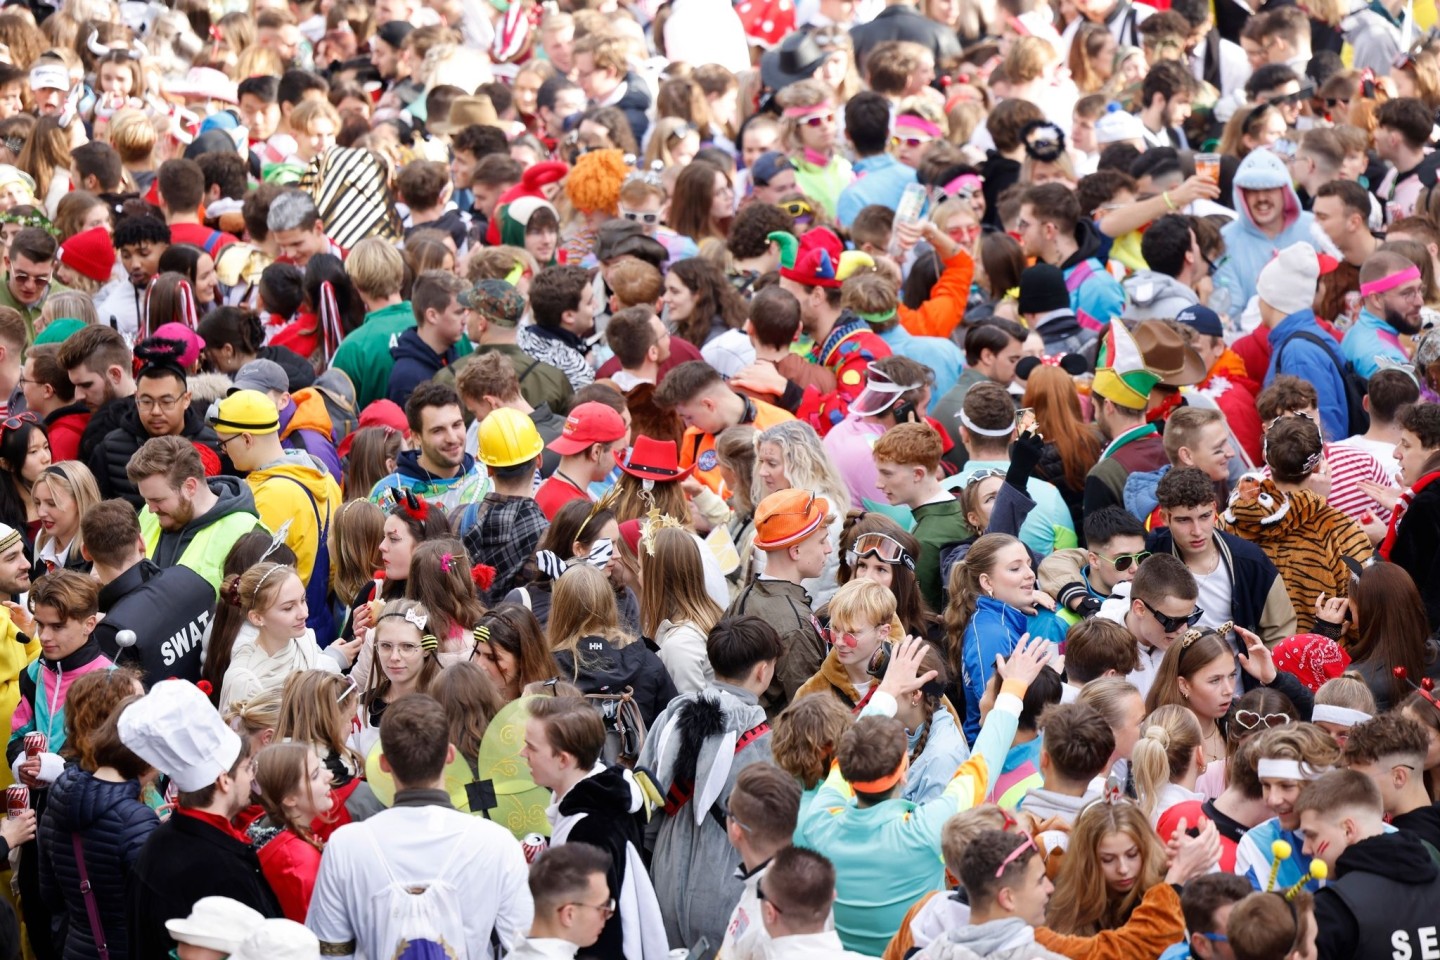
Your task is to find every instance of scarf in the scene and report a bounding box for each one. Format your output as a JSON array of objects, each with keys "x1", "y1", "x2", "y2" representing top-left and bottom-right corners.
[{"x1": 1380, "y1": 469, "x2": 1440, "y2": 559}]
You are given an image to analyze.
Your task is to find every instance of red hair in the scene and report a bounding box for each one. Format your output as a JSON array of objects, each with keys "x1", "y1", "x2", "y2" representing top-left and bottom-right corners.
[{"x1": 1023, "y1": 365, "x2": 1101, "y2": 491}]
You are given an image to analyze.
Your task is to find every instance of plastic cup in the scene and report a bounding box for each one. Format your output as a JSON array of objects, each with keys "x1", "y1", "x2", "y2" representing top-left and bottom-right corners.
[{"x1": 1196, "y1": 153, "x2": 1221, "y2": 185}]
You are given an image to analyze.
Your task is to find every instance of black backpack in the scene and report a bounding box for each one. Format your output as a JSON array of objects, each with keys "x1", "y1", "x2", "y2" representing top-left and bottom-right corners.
[{"x1": 1275, "y1": 330, "x2": 1369, "y2": 436}]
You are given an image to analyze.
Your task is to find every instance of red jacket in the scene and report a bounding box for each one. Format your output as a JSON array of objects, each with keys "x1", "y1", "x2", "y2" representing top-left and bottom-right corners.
[
  {"x1": 44, "y1": 406, "x2": 89, "y2": 463},
  {"x1": 255, "y1": 827, "x2": 323, "y2": 924},
  {"x1": 796, "y1": 316, "x2": 891, "y2": 436}
]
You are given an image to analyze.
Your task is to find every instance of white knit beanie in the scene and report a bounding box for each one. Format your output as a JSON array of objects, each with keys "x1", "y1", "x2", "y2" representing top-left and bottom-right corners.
[{"x1": 1256, "y1": 242, "x2": 1320, "y2": 317}]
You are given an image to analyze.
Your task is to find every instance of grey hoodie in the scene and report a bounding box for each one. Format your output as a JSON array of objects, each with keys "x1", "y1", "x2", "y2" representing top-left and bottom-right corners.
[
  {"x1": 916, "y1": 919, "x2": 1070, "y2": 960},
  {"x1": 1018, "y1": 788, "x2": 1098, "y2": 823},
  {"x1": 1122, "y1": 272, "x2": 1198, "y2": 322},
  {"x1": 151, "y1": 475, "x2": 259, "y2": 569}
]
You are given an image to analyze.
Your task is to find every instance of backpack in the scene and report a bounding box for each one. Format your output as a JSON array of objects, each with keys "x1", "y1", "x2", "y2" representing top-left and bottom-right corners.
[
  {"x1": 271, "y1": 476, "x2": 336, "y2": 646},
  {"x1": 1275, "y1": 330, "x2": 1370, "y2": 435},
  {"x1": 313, "y1": 367, "x2": 359, "y2": 449},
  {"x1": 586, "y1": 687, "x2": 647, "y2": 767},
  {"x1": 362, "y1": 829, "x2": 477, "y2": 960}
]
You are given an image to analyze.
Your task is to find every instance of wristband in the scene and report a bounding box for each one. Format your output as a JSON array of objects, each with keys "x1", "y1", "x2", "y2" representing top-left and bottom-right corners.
[{"x1": 1162, "y1": 191, "x2": 1177, "y2": 211}]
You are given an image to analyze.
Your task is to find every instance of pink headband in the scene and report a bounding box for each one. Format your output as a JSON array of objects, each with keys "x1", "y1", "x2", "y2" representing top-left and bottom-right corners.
[
  {"x1": 895, "y1": 115, "x2": 943, "y2": 139},
  {"x1": 783, "y1": 104, "x2": 832, "y2": 119},
  {"x1": 944, "y1": 173, "x2": 983, "y2": 195},
  {"x1": 1360, "y1": 265, "x2": 1421, "y2": 298}
]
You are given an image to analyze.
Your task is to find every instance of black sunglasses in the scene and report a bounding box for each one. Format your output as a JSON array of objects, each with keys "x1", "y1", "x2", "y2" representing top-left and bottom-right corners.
[{"x1": 1142, "y1": 597, "x2": 1204, "y2": 633}]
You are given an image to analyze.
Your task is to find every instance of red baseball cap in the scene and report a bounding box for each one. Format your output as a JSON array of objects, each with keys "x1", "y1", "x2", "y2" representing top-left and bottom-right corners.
[{"x1": 547, "y1": 402, "x2": 627, "y2": 455}]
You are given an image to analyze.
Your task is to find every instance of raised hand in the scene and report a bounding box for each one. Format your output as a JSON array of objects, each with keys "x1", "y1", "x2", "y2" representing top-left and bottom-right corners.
[
  {"x1": 1236, "y1": 625, "x2": 1277, "y2": 684},
  {"x1": 995, "y1": 633, "x2": 1053, "y2": 688},
  {"x1": 878, "y1": 635, "x2": 939, "y2": 700}
]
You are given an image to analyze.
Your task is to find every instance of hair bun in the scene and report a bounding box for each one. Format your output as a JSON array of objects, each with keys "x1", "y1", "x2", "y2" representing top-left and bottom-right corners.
[{"x1": 1144, "y1": 724, "x2": 1170, "y2": 748}]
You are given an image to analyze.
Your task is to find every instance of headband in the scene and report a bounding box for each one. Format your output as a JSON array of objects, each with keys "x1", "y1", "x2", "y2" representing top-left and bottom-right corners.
[
  {"x1": 944, "y1": 172, "x2": 983, "y2": 196},
  {"x1": 783, "y1": 104, "x2": 832, "y2": 119},
  {"x1": 1257, "y1": 759, "x2": 1331, "y2": 781},
  {"x1": 850, "y1": 751, "x2": 909, "y2": 793},
  {"x1": 959, "y1": 410, "x2": 1016, "y2": 437},
  {"x1": 1310, "y1": 704, "x2": 1372, "y2": 727},
  {"x1": 894, "y1": 115, "x2": 943, "y2": 139},
  {"x1": 995, "y1": 834, "x2": 1036, "y2": 878},
  {"x1": 857, "y1": 308, "x2": 898, "y2": 325},
  {"x1": 1360, "y1": 265, "x2": 1421, "y2": 298},
  {"x1": 253, "y1": 564, "x2": 290, "y2": 596}
]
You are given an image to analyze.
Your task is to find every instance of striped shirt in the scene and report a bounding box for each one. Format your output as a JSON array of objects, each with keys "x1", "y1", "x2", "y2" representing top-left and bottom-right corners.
[{"x1": 1261, "y1": 442, "x2": 1392, "y2": 525}]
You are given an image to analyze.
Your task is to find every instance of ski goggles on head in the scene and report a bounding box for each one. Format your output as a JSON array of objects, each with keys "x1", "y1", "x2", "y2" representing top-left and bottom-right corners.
[{"x1": 846, "y1": 532, "x2": 915, "y2": 571}]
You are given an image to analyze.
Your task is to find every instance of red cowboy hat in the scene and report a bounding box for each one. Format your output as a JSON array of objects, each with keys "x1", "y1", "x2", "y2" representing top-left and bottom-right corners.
[{"x1": 614, "y1": 436, "x2": 694, "y2": 483}]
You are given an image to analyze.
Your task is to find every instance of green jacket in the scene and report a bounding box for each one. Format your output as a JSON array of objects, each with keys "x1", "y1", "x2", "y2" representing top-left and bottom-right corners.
[
  {"x1": 436, "y1": 343, "x2": 574, "y2": 420},
  {"x1": 331, "y1": 302, "x2": 416, "y2": 409},
  {"x1": 911, "y1": 497, "x2": 973, "y2": 611},
  {"x1": 0, "y1": 279, "x2": 72, "y2": 341}
]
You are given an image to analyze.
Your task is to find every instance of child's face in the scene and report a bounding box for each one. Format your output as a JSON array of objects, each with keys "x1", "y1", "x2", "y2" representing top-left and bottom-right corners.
[{"x1": 98, "y1": 61, "x2": 133, "y2": 97}]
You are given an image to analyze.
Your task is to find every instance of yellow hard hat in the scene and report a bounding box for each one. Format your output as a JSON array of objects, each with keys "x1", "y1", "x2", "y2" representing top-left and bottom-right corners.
[{"x1": 477, "y1": 407, "x2": 544, "y2": 468}]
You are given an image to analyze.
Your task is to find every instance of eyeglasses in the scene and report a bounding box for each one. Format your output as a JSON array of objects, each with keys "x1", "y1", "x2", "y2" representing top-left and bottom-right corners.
[
  {"x1": 1141, "y1": 598, "x2": 1204, "y2": 633},
  {"x1": 216, "y1": 431, "x2": 248, "y2": 452},
  {"x1": 1094, "y1": 549, "x2": 1151, "y2": 572},
  {"x1": 822, "y1": 625, "x2": 862, "y2": 648},
  {"x1": 620, "y1": 207, "x2": 661, "y2": 225},
  {"x1": 567, "y1": 898, "x2": 616, "y2": 919},
  {"x1": 10, "y1": 270, "x2": 50, "y2": 289},
  {"x1": 723, "y1": 806, "x2": 752, "y2": 832},
  {"x1": 1198, "y1": 933, "x2": 1229, "y2": 945},
  {"x1": 798, "y1": 111, "x2": 834, "y2": 127},
  {"x1": 1267, "y1": 88, "x2": 1309, "y2": 106},
  {"x1": 335, "y1": 675, "x2": 358, "y2": 704},
  {"x1": 378, "y1": 641, "x2": 423, "y2": 657},
  {"x1": 846, "y1": 532, "x2": 915, "y2": 571},
  {"x1": 136, "y1": 394, "x2": 185, "y2": 411},
  {"x1": 1325, "y1": 97, "x2": 1350, "y2": 110},
  {"x1": 0, "y1": 411, "x2": 36, "y2": 433},
  {"x1": 780, "y1": 200, "x2": 812, "y2": 218},
  {"x1": 756, "y1": 883, "x2": 783, "y2": 912},
  {"x1": 891, "y1": 135, "x2": 932, "y2": 149},
  {"x1": 1233, "y1": 710, "x2": 1292, "y2": 731}
]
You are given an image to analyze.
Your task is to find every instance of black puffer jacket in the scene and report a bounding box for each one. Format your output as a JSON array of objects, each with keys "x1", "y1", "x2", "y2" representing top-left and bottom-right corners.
[
  {"x1": 38, "y1": 765, "x2": 158, "y2": 960},
  {"x1": 86, "y1": 401, "x2": 222, "y2": 507},
  {"x1": 554, "y1": 635, "x2": 678, "y2": 727}
]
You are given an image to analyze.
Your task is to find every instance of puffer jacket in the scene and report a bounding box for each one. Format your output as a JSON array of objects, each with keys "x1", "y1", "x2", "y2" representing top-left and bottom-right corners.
[
  {"x1": 87, "y1": 401, "x2": 223, "y2": 507},
  {"x1": 553, "y1": 635, "x2": 679, "y2": 727},
  {"x1": 38, "y1": 765, "x2": 158, "y2": 960},
  {"x1": 279, "y1": 388, "x2": 341, "y2": 479}
]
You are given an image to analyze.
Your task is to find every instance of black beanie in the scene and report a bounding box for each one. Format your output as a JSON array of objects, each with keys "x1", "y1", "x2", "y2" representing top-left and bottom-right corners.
[{"x1": 1017, "y1": 263, "x2": 1071, "y2": 315}]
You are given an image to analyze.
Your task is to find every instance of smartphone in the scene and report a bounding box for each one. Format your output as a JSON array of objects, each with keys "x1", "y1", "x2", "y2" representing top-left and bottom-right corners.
[{"x1": 893, "y1": 399, "x2": 917, "y2": 424}]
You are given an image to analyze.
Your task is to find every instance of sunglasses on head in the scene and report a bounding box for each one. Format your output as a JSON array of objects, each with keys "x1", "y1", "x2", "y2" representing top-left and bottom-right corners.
[
  {"x1": 964, "y1": 467, "x2": 1007, "y2": 488},
  {"x1": 781, "y1": 200, "x2": 812, "y2": 218},
  {"x1": 0, "y1": 411, "x2": 36, "y2": 433}
]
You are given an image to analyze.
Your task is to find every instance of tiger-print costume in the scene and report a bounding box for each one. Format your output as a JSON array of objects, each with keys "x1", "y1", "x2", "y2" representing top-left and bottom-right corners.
[{"x1": 1219, "y1": 477, "x2": 1373, "y2": 634}]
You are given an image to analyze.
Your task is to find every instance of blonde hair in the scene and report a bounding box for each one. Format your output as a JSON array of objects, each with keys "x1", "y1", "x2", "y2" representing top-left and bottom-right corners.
[
  {"x1": 31, "y1": 461, "x2": 101, "y2": 564},
  {"x1": 223, "y1": 561, "x2": 299, "y2": 614},
  {"x1": 752, "y1": 420, "x2": 849, "y2": 515},
  {"x1": 548, "y1": 564, "x2": 632, "y2": 672},
  {"x1": 224, "y1": 686, "x2": 282, "y2": 741},
  {"x1": 38, "y1": 290, "x2": 98, "y2": 327},
  {"x1": 776, "y1": 78, "x2": 833, "y2": 152},
  {"x1": 106, "y1": 108, "x2": 156, "y2": 166},
  {"x1": 1131, "y1": 704, "x2": 1204, "y2": 818},
  {"x1": 1253, "y1": 722, "x2": 1343, "y2": 772},
  {"x1": 1318, "y1": 675, "x2": 1377, "y2": 715},
  {"x1": 1005, "y1": 36, "x2": 1059, "y2": 85},
  {"x1": 827, "y1": 577, "x2": 904, "y2": 637},
  {"x1": 364, "y1": 599, "x2": 443, "y2": 704},
  {"x1": 290, "y1": 97, "x2": 342, "y2": 135},
  {"x1": 642, "y1": 116, "x2": 700, "y2": 168},
  {"x1": 638, "y1": 526, "x2": 722, "y2": 640},
  {"x1": 329, "y1": 500, "x2": 383, "y2": 611},
  {"x1": 1078, "y1": 677, "x2": 1143, "y2": 751}
]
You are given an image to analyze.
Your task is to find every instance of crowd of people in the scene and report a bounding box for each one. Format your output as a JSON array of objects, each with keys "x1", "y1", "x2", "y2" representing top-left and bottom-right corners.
[{"x1": 0, "y1": 0, "x2": 1434, "y2": 956}]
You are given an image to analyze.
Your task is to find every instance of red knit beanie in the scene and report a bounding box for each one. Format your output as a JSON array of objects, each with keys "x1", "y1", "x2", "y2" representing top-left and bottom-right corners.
[{"x1": 58, "y1": 227, "x2": 116, "y2": 284}]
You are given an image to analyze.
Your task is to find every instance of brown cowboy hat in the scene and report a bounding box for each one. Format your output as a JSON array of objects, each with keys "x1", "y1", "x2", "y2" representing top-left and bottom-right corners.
[
  {"x1": 430, "y1": 95, "x2": 500, "y2": 136},
  {"x1": 1133, "y1": 319, "x2": 1208, "y2": 387}
]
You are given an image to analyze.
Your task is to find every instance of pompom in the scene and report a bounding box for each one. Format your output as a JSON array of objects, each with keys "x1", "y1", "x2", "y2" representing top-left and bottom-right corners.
[
  {"x1": 196, "y1": 680, "x2": 213, "y2": 696},
  {"x1": 1271, "y1": 839, "x2": 1292, "y2": 860},
  {"x1": 472, "y1": 563, "x2": 496, "y2": 591},
  {"x1": 1310, "y1": 860, "x2": 1329, "y2": 880}
]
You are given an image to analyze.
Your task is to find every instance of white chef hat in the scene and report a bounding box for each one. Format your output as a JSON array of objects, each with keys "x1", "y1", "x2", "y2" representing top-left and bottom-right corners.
[
  {"x1": 165, "y1": 897, "x2": 265, "y2": 953},
  {"x1": 229, "y1": 919, "x2": 321, "y2": 960},
  {"x1": 118, "y1": 680, "x2": 240, "y2": 792}
]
